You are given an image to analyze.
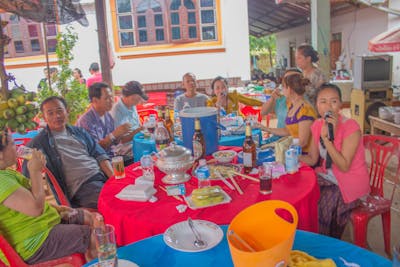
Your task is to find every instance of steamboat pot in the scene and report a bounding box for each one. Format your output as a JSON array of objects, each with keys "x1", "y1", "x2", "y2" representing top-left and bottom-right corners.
[{"x1": 155, "y1": 142, "x2": 194, "y2": 184}]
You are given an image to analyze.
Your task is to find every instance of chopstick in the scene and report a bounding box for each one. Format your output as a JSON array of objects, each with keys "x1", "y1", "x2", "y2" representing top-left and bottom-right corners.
[
  {"x1": 158, "y1": 186, "x2": 184, "y2": 202},
  {"x1": 229, "y1": 170, "x2": 259, "y2": 183},
  {"x1": 228, "y1": 230, "x2": 256, "y2": 252},
  {"x1": 229, "y1": 176, "x2": 243, "y2": 195},
  {"x1": 214, "y1": 170, "x2": 235, "y2": 190}
]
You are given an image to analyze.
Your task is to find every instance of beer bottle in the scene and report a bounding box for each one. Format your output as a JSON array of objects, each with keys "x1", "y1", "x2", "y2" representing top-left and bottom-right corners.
[
  {"x1": 193, "y1": 118, "x2": 206, "y2": 161},
  {"x1": 242, "y1": 121, "x2": 256, "y2": 174},
  {"x1": 164, "y1": 107, "x2": 174, "y2": 142}
]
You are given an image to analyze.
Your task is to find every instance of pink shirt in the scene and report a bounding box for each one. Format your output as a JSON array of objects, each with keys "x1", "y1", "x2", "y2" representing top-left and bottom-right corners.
[
  {"x1": 311, "y1": 116, "x2": 370, "y2": 203},
  {"x1": 86, "y1": 72, "x2": 103, "y2": 88}
]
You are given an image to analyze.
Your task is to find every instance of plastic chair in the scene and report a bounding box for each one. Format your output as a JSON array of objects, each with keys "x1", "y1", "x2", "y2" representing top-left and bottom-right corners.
[
  {"x1": 43, "y1": 167, "x2": 71, "y2": 207},
  {"x1": 137, "y1": 109, "x2": 158, "y2": 124},
  {"x1": 0, "y1": 235, "x2": 85, "y2": 267},
  {"x1": 240, "y1": 105, "x2": 262, "y2": 122},
  {"x1": 350, "y1": 134, "x2": 400, "y2": 257}
]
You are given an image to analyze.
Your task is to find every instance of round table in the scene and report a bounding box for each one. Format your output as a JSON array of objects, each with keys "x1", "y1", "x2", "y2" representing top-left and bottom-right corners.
[
  {"x1": 132, "y1": 130, "x2": 262, "y2": 162},
  {"x1": 98, "y1": 154, "x2": 319, "y2": 246},
  {"x1": 84, "y1": 227, "x2": 391, "y2": 267}
]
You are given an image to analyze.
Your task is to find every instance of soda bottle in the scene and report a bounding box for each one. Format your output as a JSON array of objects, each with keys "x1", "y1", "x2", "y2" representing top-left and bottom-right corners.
[
  {"x1": 164, "y1": 107, "x2": 174, "y2": 142},
  {"x1": 290, "y1": 138, "x2": 302, "y2": 157},
  {"x1": 195, "y1": 159, "x2": 211, "y2": 189},
  {"x1": 140, "y1": 151, "x2": 155, "y2": 182},
  {"x1": 242, "y1": 121, "x2": 256, "y2": 174},
  {"x1": 192, "y1": 118, "x2": 205, "y2": 161},
  {"x1": 285, "y1": 148, "x2": 298, "y2": 174},
  {"x1": 154, "y1": 121, "x2": 170, "y2": 151}
]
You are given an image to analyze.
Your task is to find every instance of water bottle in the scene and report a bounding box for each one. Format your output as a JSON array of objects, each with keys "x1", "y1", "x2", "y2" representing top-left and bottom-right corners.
[
  {"x1": 195, "y1": 159, "x2": 211, "y2": 189},
  {"x1": 290, "y1": 138, "x2": 302, "y2": 157},
  {"x1": 154, "y1": 122, "x2": 170, "y2": 151},
  {"x1": 140, "y1": 151, "x2": 155, "y2": 182},
  {"x1": 285, "y1": 148, "x2": 298, "y2": 174}
]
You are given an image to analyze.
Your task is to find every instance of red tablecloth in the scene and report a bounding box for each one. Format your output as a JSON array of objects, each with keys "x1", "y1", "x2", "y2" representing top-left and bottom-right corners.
[{"x1": 98, "y1": 153, "x2": 319, "y2": 246}]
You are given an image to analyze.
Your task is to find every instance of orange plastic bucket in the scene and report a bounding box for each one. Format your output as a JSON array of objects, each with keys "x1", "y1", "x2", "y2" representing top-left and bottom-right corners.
[{"x1": 227, "y1": 200, "x2": 298, "y2": 267}]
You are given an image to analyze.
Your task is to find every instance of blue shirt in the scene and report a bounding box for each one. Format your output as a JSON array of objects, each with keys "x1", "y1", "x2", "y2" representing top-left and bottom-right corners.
[
  {"x1": 110, "y1": 98, "x2": 141, "y2": 129},
  {"x1": 275, "y1": 96, "x2": 287, "y2": 128},
  {"x1": 76, "y1": 106, "x2": 115, "y2": 156}
]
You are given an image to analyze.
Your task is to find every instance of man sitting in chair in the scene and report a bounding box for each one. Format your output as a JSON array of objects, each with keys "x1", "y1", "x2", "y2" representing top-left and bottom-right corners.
[
  {"x1": 77, "y1": 82, "x2": 140, "y2": 165},
  {"x1": 23, "y1": 96, "x2": 113, "y2": 209}
]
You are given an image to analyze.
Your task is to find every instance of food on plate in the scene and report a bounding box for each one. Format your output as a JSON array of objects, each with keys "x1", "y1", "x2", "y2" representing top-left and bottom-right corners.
[
  {"x1": 212, "y1": 150, "x2": 237, "y2": 163},
  {"x1": 191, "y1": 186, "x2": 225, "y2": 207},
  {"x1": 208, "y1": 164, "x2": 239, "y2": 179},
  {"x1": 289, "y1": 250, "x2": 337, "y2": 267}
]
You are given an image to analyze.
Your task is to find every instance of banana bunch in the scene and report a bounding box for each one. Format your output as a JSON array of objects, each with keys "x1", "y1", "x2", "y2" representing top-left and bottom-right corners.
[
  {"x1": 191, "y1": 186, "x2": 225, "y2": 207},
  {"x1": 0, "y1": 87, "x2": 38, "y2": 134}
]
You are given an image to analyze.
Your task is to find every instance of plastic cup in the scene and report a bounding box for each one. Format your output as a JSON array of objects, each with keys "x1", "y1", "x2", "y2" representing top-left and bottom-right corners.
[
  {"x1": 16, "y1": 145, "x2": 33, "y2": 160},
  {"x1": 393, "y1": 242, "x2": 400, "y2": 267},
  {"x1": 259, "y1": 163, "x2": 272, "y2": 195},
  {"x1": 94, "y1": 224, "x2": 118, "y2": 267},
  {"x1": 112, "y1": 156, "x2": 125, "y2": 179}
]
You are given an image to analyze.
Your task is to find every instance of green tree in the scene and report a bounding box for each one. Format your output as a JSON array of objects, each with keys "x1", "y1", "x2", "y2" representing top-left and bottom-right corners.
[
  {"x1": 38, "y1": 26, "x2": 88, "y2": 124},
  {"x1": 249, "y1": 35, "x2": 277, "y2": 71}
]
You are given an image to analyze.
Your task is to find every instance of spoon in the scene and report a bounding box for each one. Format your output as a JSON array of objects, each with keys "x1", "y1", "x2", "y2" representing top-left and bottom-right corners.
[{"x1": 188, "y1": 218, "x2": 207, "y2": 248}]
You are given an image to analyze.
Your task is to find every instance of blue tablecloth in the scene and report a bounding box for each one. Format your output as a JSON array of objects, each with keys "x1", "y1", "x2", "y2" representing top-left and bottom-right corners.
[
  {"x1": 11, "y1": 130, "x2": 40, "y2": 139},
  {"x1": 84, "y1": 226, "x2": 390, "y2": 267},
  {"x1": 132, "y1": 130, "x2": 262, "y2": 162}
]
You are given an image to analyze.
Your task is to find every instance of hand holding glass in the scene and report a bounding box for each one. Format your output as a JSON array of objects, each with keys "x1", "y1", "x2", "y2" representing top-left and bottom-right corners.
[{"x1": 16, "y1": 145, "x2": 33, "y2": 160}]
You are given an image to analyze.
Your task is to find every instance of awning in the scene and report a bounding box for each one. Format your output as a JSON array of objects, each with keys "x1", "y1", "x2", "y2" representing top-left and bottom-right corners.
[{"x1": 368, "y1": 26, "x2": 400, "y2": 52}]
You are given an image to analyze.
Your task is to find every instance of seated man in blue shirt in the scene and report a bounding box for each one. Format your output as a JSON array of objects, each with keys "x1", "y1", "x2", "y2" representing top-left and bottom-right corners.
[
  {"x1": 23, "y1": 96, "x2": 113, "y2": 209},
  {"x1": 76, "y1": 82, "x2": 140, "y2": 165}
]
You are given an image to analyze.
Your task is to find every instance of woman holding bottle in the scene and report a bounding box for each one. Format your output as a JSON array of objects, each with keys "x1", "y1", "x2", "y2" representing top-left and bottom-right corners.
[
  {"x1": 207, "y1": 76, "x2": 263, "y2": 116},
  {"x1": 299, "y1": 83, "x2": 370, "y2": 238}
]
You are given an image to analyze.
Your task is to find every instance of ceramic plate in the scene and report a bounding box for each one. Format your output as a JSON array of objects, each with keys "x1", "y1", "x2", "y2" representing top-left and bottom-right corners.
[
  {"x1": 207, "y1": 163, "x2": 241, "y2": 180},
  {"x1": 87, "y1": 259, "x2": 139, "y2": 267},
  {"x1": 163, "y1": 220, "x2": 223, "y2": 252}
]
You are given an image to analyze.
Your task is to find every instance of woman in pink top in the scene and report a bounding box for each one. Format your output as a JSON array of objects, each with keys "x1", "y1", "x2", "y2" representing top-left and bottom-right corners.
[{"x1": 300, "y1": 83, "x2": 370, "y2": 238}]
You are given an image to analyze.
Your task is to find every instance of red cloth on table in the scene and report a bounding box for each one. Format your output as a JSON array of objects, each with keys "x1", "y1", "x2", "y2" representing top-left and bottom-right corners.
[{"x1": 98, "y1": 148, "x2": 319, "y2": 246}]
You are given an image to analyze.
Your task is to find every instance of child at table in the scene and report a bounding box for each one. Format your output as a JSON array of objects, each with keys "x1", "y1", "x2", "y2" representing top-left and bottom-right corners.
[
  {"x1": 0, "y1": 131, "x2": 102, "y2": 264},
  {"x1": 299, "y1": 83, "x2": 370, "y2": 238}
]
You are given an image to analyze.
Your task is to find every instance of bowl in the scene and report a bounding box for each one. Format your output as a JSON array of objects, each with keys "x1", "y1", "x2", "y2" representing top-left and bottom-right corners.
[{"x1": 212, "y1": 150, "x2": 237, "y2": 164}]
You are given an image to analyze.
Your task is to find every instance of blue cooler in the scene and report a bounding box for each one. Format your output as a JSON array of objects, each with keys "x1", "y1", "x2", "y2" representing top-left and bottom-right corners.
[{"x1": 180, "y1": 107, "x2": 218, "y2": 155}]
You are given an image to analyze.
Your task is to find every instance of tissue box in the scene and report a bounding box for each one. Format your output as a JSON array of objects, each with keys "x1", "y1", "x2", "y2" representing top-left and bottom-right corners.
[{"x1": 116, "y1": 184, "x2": 156, "y2": 201}]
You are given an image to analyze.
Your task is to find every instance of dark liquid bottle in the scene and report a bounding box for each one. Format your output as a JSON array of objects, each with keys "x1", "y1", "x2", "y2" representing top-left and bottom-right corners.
[
  {"x1": 242, "y1": 122, "x2": 256, "y2": 174},
  {"x1": 193, "y1": 118, "x2": 205, "y2": 161}
]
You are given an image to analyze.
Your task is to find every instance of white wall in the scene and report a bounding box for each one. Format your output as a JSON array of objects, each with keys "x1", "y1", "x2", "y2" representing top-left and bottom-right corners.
[
  {"x1": 106, "y1": 0, "x2": 251, "y2": 85},
  {"x1": 6, "y1": 0, "x2": 251, "y2": 90}
]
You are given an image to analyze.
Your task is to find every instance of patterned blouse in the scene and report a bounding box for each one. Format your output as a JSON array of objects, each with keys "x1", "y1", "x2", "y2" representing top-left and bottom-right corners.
[{"x1": 304, "y1": 67, "x2": 327, "y2": 106}]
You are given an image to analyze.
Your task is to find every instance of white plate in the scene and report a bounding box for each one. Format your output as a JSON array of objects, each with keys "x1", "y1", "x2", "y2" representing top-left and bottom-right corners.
[
  {"x1": 163, "y1": 220, "x2": 223, "y2": 252},
  {"x1": 88, "y1": 259, "x2": 139, "y2": 267},
  {"x1": 184, "y1": 188, "x2": 231, "y2": 210}
]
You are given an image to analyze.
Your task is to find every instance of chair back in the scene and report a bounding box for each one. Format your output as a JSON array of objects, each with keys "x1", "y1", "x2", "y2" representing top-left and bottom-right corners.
[
  {"x1": 44, "y1": 167, "x2": 71, "y2": 207},
  {"x1": 240, "y1": 105, "x2": 262, "y2": 122},
  {"x1": 363, "y1": 135, "x2": 400, "y2": 197}
]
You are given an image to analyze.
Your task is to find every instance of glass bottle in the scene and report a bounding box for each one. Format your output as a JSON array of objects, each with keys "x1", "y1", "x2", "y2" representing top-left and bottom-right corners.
[
  {"x1": 242, "y1": 121, "x2": 256, "y2": 174},
  {"x1": 195, "y1": 159, "x2": 211, "y2": 189},
  {"x1": 154, "y1": 121, "x2": 170, "y2": 151},
  {"x1": 164, "y1": 107, "x2": 174, "y2": 142},
  {"x1": 193, "y1": 118, "x2": 206, "y2": 161}
]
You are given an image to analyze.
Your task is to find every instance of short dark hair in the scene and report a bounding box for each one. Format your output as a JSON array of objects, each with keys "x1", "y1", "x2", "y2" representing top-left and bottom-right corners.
[
  {"x1": 40, "y1": 96, "x2": 68, "y2": 112},
  {"x1": 284, "y1": 68, "x2": 302, "y2": 75},
  {"x1": 182, "y1": 72, "x2": 196, "y2": 81},
  {"x1": 297, "y1": 44, "x2": 319, "y2": 63},
  {"x1": 211, "y1": 76, "x2": 228, "y2": 90},
  {"x1": 89, "y1": 62, "x2": 100, "y2": 72},
  {"x1": 317, "y1": 83, "x2": 343, "y2": 102},
  {"x1": 89, "y1": 82, "x2": 109, "y2": 102},
  {"x1": 73, "y1": 68, "x2": 83, "y2": 78}
]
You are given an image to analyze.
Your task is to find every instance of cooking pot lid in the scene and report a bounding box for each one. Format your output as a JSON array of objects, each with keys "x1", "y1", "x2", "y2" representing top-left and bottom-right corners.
[{"x1": 158, "y1": 142, "x2": 192, "y2": 161}]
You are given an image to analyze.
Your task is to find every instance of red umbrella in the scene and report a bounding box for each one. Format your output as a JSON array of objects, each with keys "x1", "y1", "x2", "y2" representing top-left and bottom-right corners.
[{"x1": 369, "y1": 26, "x2": 400, "y2": 52}]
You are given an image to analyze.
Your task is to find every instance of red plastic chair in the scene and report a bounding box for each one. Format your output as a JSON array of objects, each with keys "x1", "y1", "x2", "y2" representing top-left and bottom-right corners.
[
  {"x1": 350, "y1": 134, "x2": 400, "y2": 257},
  {"x1": 0, "y1": 235, "x2": 85, "y2": 267},
  {"x1": 137, "y1": 109, "x2": 158, "y2": 124},
  {"x1": 43, "y1": 167, "x2": 71, "y2": 207},
  {"x1": 240, "y1": 105, "x2": 262, "y2": 122}
]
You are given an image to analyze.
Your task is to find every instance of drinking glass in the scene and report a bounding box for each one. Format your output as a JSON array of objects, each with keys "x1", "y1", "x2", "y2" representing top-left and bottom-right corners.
[
  {"x1": 16, "y1": 145, "x2": 33, "y2": 160},
  {"x1": 112, "y1": 156, "x2": 125, "y2": 179},
  {"x1": 259, "y1": 163, "x2": 272, "y2": 195},
  {"x1": 94, "y1": 224, "x2": 118, "y2": 267},
  {"x1": 393, "y1": 242, "x2": 400, "y2": 267}
]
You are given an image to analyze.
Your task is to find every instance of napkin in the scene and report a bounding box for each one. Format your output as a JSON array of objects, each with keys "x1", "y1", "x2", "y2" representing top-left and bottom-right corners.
[
  {"x1": 116, "y1": 184, "x2": 156, "y2": 201},
  {"x1": 289, "y1": 250, "x2": 337, "y2": 267}
]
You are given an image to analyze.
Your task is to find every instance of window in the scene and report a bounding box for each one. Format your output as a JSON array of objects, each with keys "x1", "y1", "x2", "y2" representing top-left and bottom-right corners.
[
  {"x1": 114, "y1": 0, "x2": 218, "y2": 47},
  {"x1": 0, "y1": 13, "x2": 58, "y2": 58}
]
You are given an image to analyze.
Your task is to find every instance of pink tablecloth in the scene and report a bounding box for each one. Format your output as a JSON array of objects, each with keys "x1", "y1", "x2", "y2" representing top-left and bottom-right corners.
[{"x1": 98, "y1": 158, "x2": 319, "y2": 246}]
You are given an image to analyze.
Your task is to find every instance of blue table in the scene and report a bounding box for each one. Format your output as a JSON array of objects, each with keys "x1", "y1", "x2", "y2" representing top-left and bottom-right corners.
[
  {"x1": 132, "y1": 130, "x2": 262, "y2": 162},
  {"x1": 11, "y1": 129, "x2": 40, "y2": 139},
  {"x1": 84, "y1": 226, "x2": 390, "y2": 267}
]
